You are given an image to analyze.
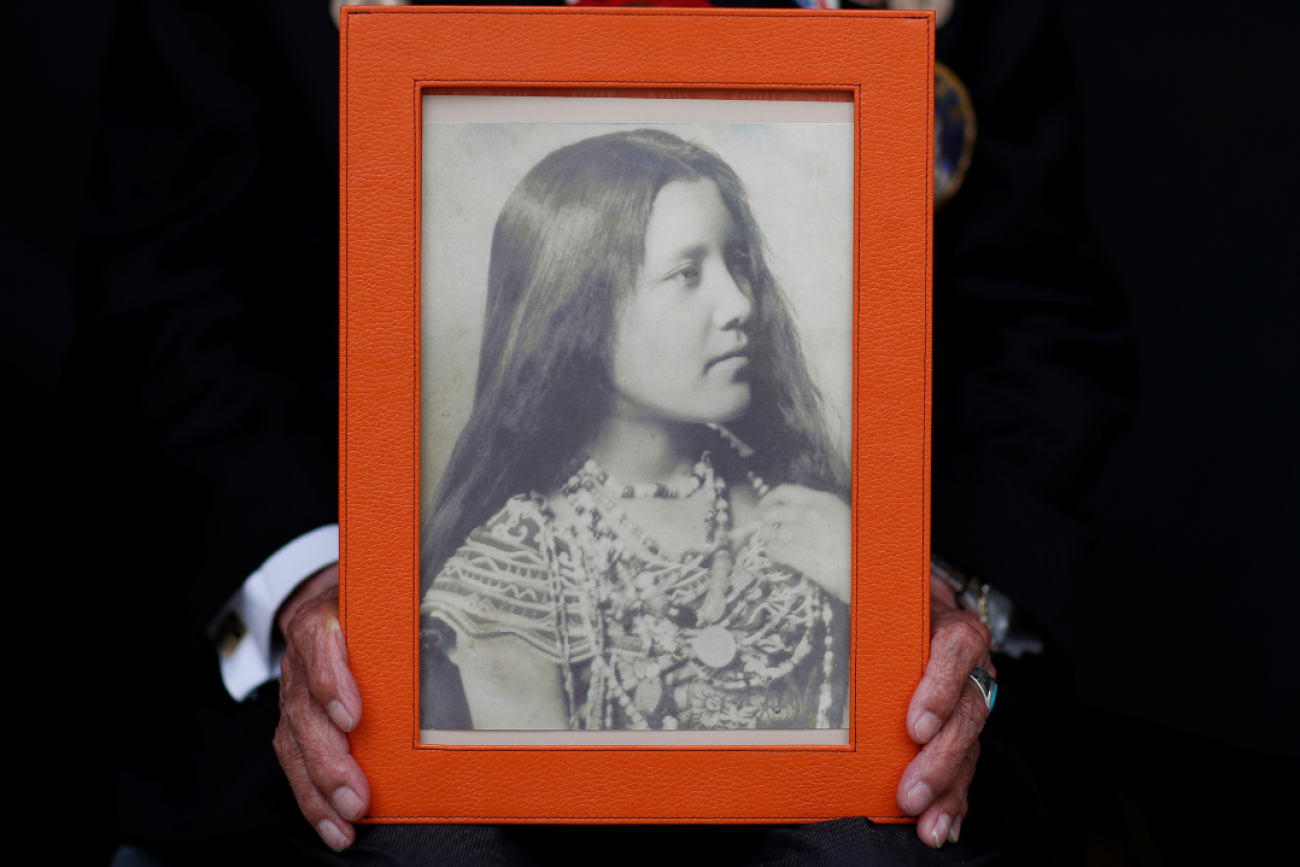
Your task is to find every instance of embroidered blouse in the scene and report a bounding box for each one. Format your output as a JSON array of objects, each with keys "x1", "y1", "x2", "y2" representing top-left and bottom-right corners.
[{"x1": 422, "y1": 494, "x2": 848, "y2": 731}]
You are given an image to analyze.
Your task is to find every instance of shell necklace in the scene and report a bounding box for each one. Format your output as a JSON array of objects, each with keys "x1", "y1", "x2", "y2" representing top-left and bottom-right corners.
[{"x1": 554, "y1": 434, "x2": 834, "y2": 730}]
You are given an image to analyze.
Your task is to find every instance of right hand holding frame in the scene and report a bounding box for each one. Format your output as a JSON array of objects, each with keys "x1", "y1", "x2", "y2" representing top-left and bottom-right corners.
[{"x1": 272, "y1": 565, "x2": 368, "y2": 852}]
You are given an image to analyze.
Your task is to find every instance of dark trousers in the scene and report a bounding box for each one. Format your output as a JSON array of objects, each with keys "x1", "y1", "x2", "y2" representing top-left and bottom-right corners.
[
  {"x1": 281, "y1": 819, "x2": 1000, "y2": 867},
  {"x1": 115, "y1": 636, "x2": 1081, "y2": 867},
  {"x1": 115, "y1": 820, "x2": 999, "y2": 867}
]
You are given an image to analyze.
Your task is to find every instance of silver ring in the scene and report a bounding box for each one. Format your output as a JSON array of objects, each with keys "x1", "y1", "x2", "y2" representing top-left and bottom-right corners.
[{"x1": 968, "y1": 666, "x2": 997, "y2": 712}]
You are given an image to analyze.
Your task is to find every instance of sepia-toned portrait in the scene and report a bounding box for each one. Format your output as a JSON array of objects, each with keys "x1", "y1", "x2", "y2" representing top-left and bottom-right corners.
[{"x1": 418, "y1": 96, "x2": 854, "y2": 744}]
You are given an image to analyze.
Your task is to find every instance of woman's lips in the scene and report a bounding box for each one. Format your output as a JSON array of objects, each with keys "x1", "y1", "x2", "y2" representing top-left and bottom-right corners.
[{"x1": 707, "y1": 349, "x2": 749, "y2": 371}]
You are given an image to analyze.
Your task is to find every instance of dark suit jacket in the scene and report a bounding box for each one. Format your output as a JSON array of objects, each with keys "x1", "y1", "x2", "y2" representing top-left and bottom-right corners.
[
  {"x1": 59, "y1": 0, "x2": 340, "y2": 841},
  {"x1": 930, "y1": 0, "x2": 1132, "y2": 652},
  {"x1": 935, "y1": 0, "x2": 1300, "y2": 778}
]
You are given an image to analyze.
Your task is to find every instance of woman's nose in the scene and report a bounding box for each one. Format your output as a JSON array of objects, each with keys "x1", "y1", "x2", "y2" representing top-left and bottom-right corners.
[{"x1": 712, "y1": 264, "x2": 753, "y2": 331}]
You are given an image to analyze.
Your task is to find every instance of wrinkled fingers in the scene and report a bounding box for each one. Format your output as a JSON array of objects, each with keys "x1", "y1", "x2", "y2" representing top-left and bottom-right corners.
[
  {"x1": 916, "y1": 745, "x2": 978, "y2": 848},
  {"x1": 898, "y1": 678, "x2": 988, "y2": 817},
  {"x1": 281, "y1": 648, "x2": 370, "y2": 817},
  {"x1": 287, "y1": 590, "x2": 362, "y2": 733},
  {"x1": 907, "y1": 606, "x2": 991, "y2": 744},
  {"x1": 274, "y1": 718, "x2": 356, "y2": 851}
]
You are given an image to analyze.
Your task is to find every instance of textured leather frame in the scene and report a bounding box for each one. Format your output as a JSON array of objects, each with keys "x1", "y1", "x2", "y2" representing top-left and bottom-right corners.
[{"x1": 341, "y1": 6, "x2": 933, "y2": 823}]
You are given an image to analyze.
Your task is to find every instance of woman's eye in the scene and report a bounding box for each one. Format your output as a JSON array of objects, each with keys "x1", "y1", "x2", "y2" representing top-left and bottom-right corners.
[{"x1": 671, "y1": 265, "x2": 701, "y2": 284}]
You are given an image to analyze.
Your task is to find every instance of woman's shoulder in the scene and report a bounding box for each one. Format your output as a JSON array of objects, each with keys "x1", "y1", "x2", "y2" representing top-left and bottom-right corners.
[
  {"x1": 427, "y1": 494, "x2": 556, "y2": 596},
  {"x1": 425, "y1": 493, "x2": 575, "y2": 664}
]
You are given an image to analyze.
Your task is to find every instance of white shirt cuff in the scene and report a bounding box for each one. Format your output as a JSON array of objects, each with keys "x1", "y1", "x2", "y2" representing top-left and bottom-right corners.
[{"x1": 210, "y1": 524, "x2": 339, "y2": 702}]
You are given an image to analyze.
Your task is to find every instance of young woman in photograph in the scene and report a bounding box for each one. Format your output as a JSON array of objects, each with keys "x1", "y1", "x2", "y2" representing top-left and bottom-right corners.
[{"x1": 421, "y1": 129, "x2": 852, "y2": 732}]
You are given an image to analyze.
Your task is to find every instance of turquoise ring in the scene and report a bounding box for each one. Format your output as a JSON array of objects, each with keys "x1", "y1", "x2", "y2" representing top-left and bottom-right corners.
[{"x1": 969, "y1": 666, "x2": 997, "y2": 712}]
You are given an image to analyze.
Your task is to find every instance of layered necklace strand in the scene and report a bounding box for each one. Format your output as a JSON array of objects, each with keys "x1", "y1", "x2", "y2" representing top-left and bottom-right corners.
[
  {"x1": 555, "y1": 434, "x2": 836, "y2": 730},
  {"x1": 580, "y1": 455, "x2": 711, "y2": 500}
]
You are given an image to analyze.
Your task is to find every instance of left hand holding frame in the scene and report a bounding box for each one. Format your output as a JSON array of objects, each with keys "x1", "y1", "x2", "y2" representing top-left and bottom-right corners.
[
  {"x1": 897, "y1": 574, "x2": 995, "y2": 848},
  {"x1": 758, "y1": 484, "x2": 991, "y2": 848}
]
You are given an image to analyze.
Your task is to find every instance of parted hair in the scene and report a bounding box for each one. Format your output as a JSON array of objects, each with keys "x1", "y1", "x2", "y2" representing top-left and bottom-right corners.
[{"x1": 422, "y1": 129, "x2": 847, "y2": 584}]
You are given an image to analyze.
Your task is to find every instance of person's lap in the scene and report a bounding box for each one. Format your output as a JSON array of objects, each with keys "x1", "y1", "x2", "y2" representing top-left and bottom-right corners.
[{"x1": 284, "y1": 819, "x2": 1001, "y2": 867}]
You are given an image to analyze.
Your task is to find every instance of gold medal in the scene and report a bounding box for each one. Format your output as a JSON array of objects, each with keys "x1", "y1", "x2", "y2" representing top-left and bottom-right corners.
[{"x1": 934, "y1": 61, "x2": 976, "y2": 208}]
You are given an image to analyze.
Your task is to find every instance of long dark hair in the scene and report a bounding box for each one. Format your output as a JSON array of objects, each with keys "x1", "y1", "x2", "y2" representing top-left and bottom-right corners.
[{"x1": 422, "y1": 129, "x2": 847, "y2": 584}]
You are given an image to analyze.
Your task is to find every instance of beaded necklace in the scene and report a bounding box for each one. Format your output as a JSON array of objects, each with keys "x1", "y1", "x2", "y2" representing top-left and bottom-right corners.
[
  {"x1": 580, "y1": 456, "x2": 711, "y2": 500},
  {"x1": 550, "y1": 427, "x2": 838, "y2": 730}
]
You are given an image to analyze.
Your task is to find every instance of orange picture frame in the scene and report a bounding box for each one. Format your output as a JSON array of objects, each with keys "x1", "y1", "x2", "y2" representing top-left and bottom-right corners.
[{"x1": 340, "y1": 5, "x2": 933, "y2": 823}]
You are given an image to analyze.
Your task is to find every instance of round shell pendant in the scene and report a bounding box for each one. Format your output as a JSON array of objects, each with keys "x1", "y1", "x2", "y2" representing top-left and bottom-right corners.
[{"x1": 693, "y1": 624, "x2": 738, "y2": 669}]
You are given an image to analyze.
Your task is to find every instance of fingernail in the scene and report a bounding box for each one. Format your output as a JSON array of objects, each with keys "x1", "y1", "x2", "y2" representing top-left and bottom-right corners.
[
  {"x1": 333, "y1": 785, "x2": 364, "y2": 821},
  {"x1": 914, "y1": 711, "x2": 940, "y2": 743},
  {"x1": 932, "y1": 814, "x2": 952, "y2": 849},
  {"x1": 948, "y1": 814, "x2": 962, "y2": 844},
  {"x1": 318, "y1": 819, "x2": 347, "y2": 852},
  {"x1": 327, "y1": 700, "x2": 354, "y2": 732},
  {"x1": 905, "y1": 782, "x2": 933, "y2": 815}
]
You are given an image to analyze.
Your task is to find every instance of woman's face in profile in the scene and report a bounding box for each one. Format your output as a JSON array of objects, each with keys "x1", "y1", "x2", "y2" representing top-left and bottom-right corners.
[{"x1": 610, "y1": 177, "x2": 755, "y2": 425}]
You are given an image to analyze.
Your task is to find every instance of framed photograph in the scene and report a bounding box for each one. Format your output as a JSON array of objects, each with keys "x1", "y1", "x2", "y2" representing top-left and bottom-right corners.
[{"x1": 341, "y1": 5, "x2": 934, "y2": 823}]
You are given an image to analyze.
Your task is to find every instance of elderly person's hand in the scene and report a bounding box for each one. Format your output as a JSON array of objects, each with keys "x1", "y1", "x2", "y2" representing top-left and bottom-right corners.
[
  {"x1": 897, "y1": 575, "x2": 996, "y2": 848},
  {"x1": 272, "y1": 564, "x2": 369, "y2": 852}
]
